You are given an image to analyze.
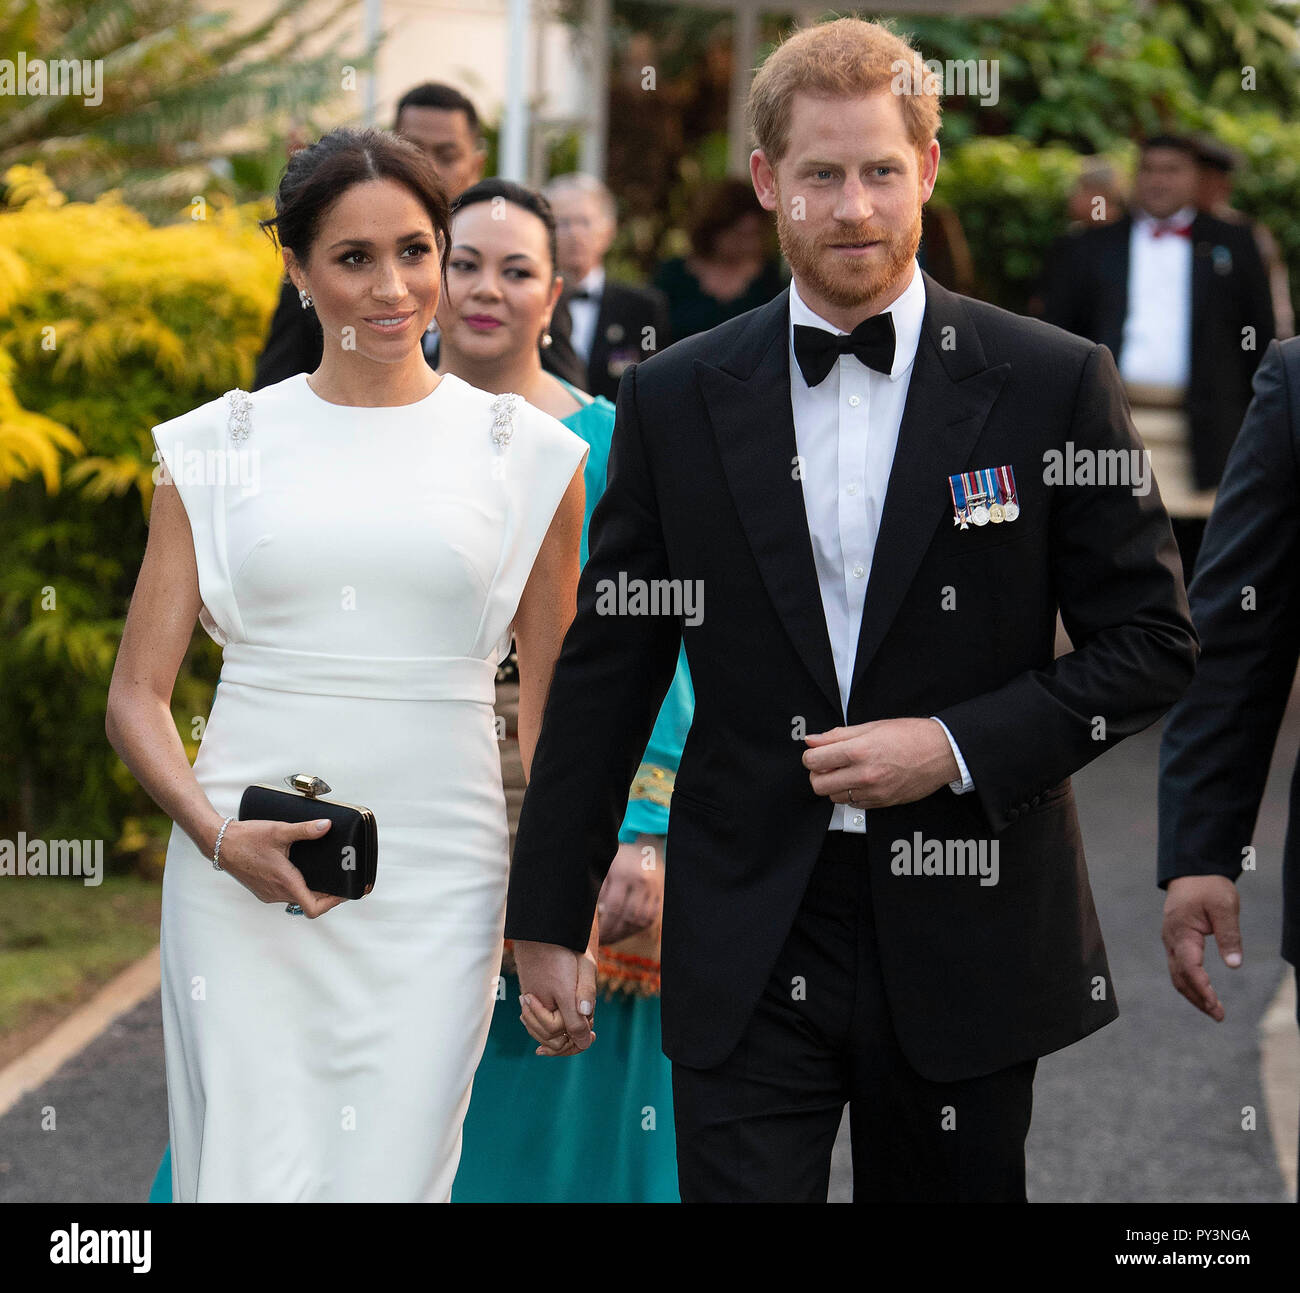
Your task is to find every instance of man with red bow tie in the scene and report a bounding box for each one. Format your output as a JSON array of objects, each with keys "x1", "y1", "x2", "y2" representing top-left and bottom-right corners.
[{"x1": 1043, "y1": 134, "x2": 1274, "y2": 580}]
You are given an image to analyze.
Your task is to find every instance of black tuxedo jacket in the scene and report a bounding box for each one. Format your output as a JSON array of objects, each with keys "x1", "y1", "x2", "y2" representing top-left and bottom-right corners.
[
  {"x1": 1159, "y1": 337, "x2": 1300, "y2": 965},
  {"x1": 250, "y1": 279, "x2": 589, "y2": 391},
  {"x1": 505, "y1": 273, "x2": 1197, "y2": 1079},
  {"x1": 1042, "y1": 213, "x2": 1274, "y2": 490},
  {"x1": 572, "y1": 280, "x2": 672, "y2": 402}
]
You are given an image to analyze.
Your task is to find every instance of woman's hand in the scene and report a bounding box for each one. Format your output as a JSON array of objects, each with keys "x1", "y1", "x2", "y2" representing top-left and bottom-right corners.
[
  {"x1": 519, "y1": 908, "x2": 600, "y2": 1058},
  {"x1": 596, "y1": 835, "x2": 665, "y2": 945},
  {"x1": 212, "y1": 818, "x2": 348, "y2": 918}
]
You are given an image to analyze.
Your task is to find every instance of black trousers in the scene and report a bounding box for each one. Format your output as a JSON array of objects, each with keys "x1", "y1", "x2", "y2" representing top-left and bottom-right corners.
[{"x1": 672, "y1": 830, "x2": 1037, "y2": 1202}]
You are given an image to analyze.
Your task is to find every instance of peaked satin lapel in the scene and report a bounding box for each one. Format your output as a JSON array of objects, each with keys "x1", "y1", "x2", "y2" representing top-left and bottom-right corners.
[
  {"x1": 846, "y1": 274, "x2": 1010, "y2": 709},
  {"x1": 693, "y1": 287, "x2": 843, "y2": 715}
]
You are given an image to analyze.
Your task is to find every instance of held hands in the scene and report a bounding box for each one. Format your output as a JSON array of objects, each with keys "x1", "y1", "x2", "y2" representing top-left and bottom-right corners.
[
  {"x1": 209, "y1": 818, "x2": 349, "y2": 919},
  {"x1": 803, "y1": 717, "x2": 960, "y2": 809},
  {"x1": 1162, "y1": 875, "x2": 1243, "y2": 1021},
  {"x1": 514, "y1": 917, "x2": 599, "y2": 1059}
]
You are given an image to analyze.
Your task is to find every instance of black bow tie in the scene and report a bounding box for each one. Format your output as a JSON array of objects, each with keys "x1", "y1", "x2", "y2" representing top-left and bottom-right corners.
[
  {"x1": 793, "y1": 313, "x2": 896, "y2": 387},
  {"x1": 567, "y1": 287, "x2": 596, "y2": 301}
]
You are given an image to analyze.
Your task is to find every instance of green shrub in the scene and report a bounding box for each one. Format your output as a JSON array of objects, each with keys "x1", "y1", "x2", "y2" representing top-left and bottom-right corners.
[{"x1": 0, "y1": 164, "x2": 279, "y2": 867}]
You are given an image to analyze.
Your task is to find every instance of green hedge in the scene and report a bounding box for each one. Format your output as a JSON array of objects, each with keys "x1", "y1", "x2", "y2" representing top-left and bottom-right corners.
[{"x1": 0, "y1": 166, "x2": 279, "y2": 870}]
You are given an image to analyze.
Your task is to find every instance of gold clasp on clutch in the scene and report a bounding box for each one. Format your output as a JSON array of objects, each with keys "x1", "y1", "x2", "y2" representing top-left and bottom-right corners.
[{"x1": 286, "y1": 773, "x2": 331, "y2": 798}]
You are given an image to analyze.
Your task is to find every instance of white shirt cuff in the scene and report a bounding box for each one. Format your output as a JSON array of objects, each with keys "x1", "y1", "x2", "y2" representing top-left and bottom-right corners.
[{"x1": 931, "y1": 717, "x2": 974, "y2": 795}]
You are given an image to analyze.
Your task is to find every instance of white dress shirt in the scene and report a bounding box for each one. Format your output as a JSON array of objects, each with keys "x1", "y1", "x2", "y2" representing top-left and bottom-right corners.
[
  {"x1": 1119, "y1": 205, "x2": 1194, "y2": 388},
  {"x1": 788, "y1": 260, "x2": 972, "y2": 834},
  {"x1": 566, "y1": 265, "x2": 605, "y2": 363}
]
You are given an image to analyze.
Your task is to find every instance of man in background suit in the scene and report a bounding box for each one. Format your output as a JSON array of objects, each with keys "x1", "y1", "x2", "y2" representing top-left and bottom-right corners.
[
  {"x1": 1193, "y1": 135, "x2": 1293, "y2": 341},
  {"x1": 253, "y1": 82, "x2": 587, "y2": 392},
  {"x1": 1043, "y1": 134, "x2": 1274, "y2": 580},
  {"x1": 503, "y1": 17, "x2": 1196, "y2": 1201},
  {"x1": 544, "y1": 173, "x2": 672, "y2": 401},
  {"x1": 1158, "y1": 337, "x2": 1300, "y2": 1198}
]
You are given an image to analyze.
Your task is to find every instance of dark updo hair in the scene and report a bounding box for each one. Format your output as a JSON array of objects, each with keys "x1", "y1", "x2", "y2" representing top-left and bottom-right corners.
[
  {"x1": 449, "y1": 178, "x2": 560, "y2": 280},
  {"x1": 686, "y1": 177, "x2": 772, "y2": 259},
  {"x1": 260, "y1": 126, "x2": 452, "y2": 280}
]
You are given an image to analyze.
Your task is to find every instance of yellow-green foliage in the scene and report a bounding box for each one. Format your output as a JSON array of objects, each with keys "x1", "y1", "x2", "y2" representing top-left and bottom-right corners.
[
  {"x1": 0, "y1": 164, "x2": 282, "y2": 858},
  {"x1": 0, "y1": 163, "x2": 281, "y2": 504},
  {"x1": 0, "y1": 349, "x2": 81, "y2": 492},
  {"x1": 0, "y1": 174, "x2": 81, "y2": 490}
]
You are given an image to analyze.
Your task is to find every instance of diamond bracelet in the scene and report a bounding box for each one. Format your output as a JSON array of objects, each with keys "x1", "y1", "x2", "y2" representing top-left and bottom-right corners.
[{"x1": 212, "y1": 815, "x2": 235, "y2": 871}]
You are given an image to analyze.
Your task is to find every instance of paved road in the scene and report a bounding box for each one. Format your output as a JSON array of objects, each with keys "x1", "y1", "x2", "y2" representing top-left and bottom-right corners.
[
  {"x1": 0, "y1": 990, "x2": 167, "y2": 1202},
  {"x1": 2, "y1": 692, "x2": 1296, "y2": 1203},
  {"x1": 1021, "y1": 705, "x2": 1295, "y2": 1204}
]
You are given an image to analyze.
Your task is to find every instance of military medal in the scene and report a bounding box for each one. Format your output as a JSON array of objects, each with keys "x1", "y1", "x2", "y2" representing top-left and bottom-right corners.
[
  {"x1": 948, "y1": 472, "x2": 970, "y2": 529},
  {"x1": 958, "y1": 470, "x2": 987, "y2": 525},
  {"x1": 951, "y1": 466, "x2": 1020, "y2": 529},
  {"x1": 996, "y1": 464, "x2": 1020, "y2": 522},
  {"x1": 977, "y1": 470, "x2": 1003, "y2": 519}
]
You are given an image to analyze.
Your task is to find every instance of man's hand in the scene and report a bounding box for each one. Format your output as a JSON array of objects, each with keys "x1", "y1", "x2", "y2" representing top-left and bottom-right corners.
[
  {"x1": 513, "y1": 931, "x2": 598, "y2": 1057},
  {"x1": 802, "y1": 718, "x2": 960, "y2": 809},
  {"x1": 1162, "y1": 875, "x2": 1243, "y2": 1021},
  {"x1": 597, "y1": 836, "x2": 665, "y2": 944}
]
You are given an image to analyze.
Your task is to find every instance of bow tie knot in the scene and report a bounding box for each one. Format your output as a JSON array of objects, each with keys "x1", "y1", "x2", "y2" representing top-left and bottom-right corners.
[{"x1": 793, "y1": 313, "x2": 896, "y2": 387}]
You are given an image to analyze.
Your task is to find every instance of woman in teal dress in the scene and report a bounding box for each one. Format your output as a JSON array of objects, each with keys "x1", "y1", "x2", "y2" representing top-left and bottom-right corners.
[
  {"x1": 150, "y1": 177, "x2": 691, "y2": 1203},
  {"x1": 452, "y1": 377, "x2": 691, "y2": 1203}
]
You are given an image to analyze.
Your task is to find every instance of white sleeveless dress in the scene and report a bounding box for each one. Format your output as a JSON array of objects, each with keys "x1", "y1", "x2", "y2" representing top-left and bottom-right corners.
[{"x1": 150, "y1": 371, "x2": 589, "y2": 1202}]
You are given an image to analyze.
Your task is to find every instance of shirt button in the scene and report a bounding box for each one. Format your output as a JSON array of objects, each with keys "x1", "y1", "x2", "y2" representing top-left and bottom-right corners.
[
  {"x1": 852, "y1": 564, "x2": 865, "y2": 578},
  {"x1": 847, "y1": 481, "x2": 859, "y2": 495},
  {"x1": 848, "y1": 394, "x2": 861, "y2": 407},
  {"x1": 853, "y1": 814, "x2": 864, "y2": 826}
]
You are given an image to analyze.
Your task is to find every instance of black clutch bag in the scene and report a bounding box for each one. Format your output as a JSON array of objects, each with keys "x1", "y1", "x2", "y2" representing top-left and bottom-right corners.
[{"x1": 238, "y1": 773, "x2": 377, "y2": 900}]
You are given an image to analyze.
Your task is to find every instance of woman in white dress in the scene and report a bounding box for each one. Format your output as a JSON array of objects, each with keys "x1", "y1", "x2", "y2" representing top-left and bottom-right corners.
[{"x1": 105, "y1": 126, "x2": 592, "y2": 1201}]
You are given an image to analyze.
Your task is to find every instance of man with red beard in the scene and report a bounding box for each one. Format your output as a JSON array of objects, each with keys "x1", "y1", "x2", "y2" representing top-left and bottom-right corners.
[{"x1": 504, "y1": 16, "x2": 1196, "y2": 1201}]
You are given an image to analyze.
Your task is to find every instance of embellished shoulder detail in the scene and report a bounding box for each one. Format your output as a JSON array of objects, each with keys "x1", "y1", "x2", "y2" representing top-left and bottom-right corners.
[
  {"x1": 225, "y1": 388, "x2": 253, "y2": 444},
  {"x1": 490, "y1": 391, "x2": 522, "y2": 449}
]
